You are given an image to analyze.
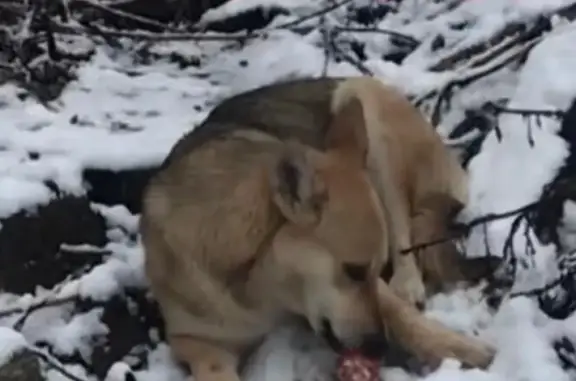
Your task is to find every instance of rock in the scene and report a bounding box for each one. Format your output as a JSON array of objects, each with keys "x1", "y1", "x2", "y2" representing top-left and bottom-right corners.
[
  {"x1": 0, "y1": 194, "x2": 107, "y2": 294},
  {"x1": 0, "y1": 349, "x2": 44, "y2": 381}
]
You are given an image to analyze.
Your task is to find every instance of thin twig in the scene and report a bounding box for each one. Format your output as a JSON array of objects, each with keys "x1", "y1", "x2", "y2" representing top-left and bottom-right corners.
[
  {"x1": 429, "y1": 21, "x2": 541, "y2": 72},
  {"x1": 0, "y1": 295, "x2": 77, "y2": 320},
  {"x1": 487, "y1": 102, "x2": 566, "y2": 119},
  {"x1": 509, "y1": 273, "x2": 569, "y2": 298},
  {"x1": 51, "y1": 21, "x2": 257, "y2": 41},
  {"x1": 273, "y1": 0, "x2": 354, "y2": 30},
  {"x1": 320, "y1": 0, "x2": 331, "y2": 77},
  {"x1": 400, "y1": 199, "x2": 540, "y2": 254},
  {"x1": 59, "y1": 243, "x2": 112, "y2": 256},
  {"x1": 328, "y1": 30, "x2": 373, "y2": 75},
  {"x1": 49, "y1": 0, "x2": 356, "y2": 43},
  {"x1": 28, "y1": 346, "x2": 88, "y2": 381},
  {"x1": 422, "y1": 37, "x2": 542, "y2": 125},
  {"x1": 72, "y1": 0, "x2": 182, "y2": 32},
  {"x1": 332, "y1": 26, "x2": 420, "y2": 47}
]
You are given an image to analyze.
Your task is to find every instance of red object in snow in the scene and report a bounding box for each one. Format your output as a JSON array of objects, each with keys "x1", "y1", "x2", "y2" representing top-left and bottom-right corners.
[{"x1": 336, "y1": 349, "x2": 381, "y2": 381}]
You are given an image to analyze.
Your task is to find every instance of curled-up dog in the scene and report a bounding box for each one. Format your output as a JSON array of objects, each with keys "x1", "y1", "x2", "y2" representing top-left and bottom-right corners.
[{"x1": 140, "y1": 76, "x2": 495, "y2": 381}]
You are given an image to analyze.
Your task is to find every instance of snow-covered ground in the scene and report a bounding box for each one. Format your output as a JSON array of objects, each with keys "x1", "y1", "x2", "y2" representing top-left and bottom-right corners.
[{"x1": 2, "y1": 0, "x2": 576, "y2": 380}]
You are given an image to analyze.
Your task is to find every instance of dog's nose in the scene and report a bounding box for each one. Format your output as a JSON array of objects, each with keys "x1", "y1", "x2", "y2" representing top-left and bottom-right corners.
[{"x1": 359, "y1": 334, "x2": 388, "y2": 359}]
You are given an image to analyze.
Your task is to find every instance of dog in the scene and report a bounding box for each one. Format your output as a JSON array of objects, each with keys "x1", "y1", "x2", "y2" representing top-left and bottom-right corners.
[{"x1": 140, "y1": 76, "x2": 495, "y2": 381}]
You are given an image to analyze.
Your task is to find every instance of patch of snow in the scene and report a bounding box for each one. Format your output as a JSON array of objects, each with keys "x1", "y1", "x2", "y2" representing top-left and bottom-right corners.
[
  {"x1": 199, "y1": 0, "x2": 320, "y2": 26},
  {"x1": 1, "y1": 48, "x2": 219, "y2": 174},
  {"x1": 76, "y1": 243, "x2": 146, "y2": 301},
  {"x1": 105, "y1": 362, "x2": 134, "y2": 381},
  {"x1": 209, "y1": 30, "x2": 326, "y2": 95},
  {"x1": 0, "y1": 177, "x2": 53, "y2": 218},
  {"x1": 93, "y1": 204, "x2": 140, "y2": 234},
  {"x1": 244, "y1": 325, "x2": 337, "y2": 381},
  {"x1": 462, "y1": 26, "x2": 576, "y2": 293},
  {"x1": 45, "y1": 308, "x2": 108, "y2": 359},
  {"x1": 132, "y1": 344, "x2": 188, "y2": 381},
  {"x1": 485, "y1": 298, "x2": 570, "y2": 381},
  {"x1": 45, "y1": 362, "x2": 94, "y2": 381},
  {"x1": 0, "y1": 327, "x2": 27, "y2": 367}
]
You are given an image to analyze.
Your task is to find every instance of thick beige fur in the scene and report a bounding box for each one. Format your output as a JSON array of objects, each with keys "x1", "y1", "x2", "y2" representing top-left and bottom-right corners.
[
  {"x1": 331, "y1": 77, "x2": 469, "y2": 305},
  {"x1": 140, "y1": 76, "x2": 494, "y2": 381}
]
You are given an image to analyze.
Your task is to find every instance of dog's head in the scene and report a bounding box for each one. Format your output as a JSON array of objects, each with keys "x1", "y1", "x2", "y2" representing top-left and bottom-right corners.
[{"x1": 266, "y1": 96, "x2": 387, "y2": 352}]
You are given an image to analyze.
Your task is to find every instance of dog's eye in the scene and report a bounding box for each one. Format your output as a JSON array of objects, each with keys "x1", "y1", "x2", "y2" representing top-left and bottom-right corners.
[{"x1": 342, "y1": 263, "x2": 368, "y2": 282}]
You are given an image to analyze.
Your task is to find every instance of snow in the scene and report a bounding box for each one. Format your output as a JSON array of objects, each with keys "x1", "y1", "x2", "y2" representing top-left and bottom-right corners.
[
  {"x1": 132, "y1": 344, "x2": 188, "y2": 381},
  {"x1": 44, "y1": 308, "x2": 108, "y2": 359},
  {"x1": 45, "y1": 363, "x2": 93, "y2": 381},
  {"x1": 462, "y1": 24, "x2": 576, "y2": 292},
  {"x1": 199, "y1": 0, "x2": 324, "y2": 26},
  {"x1": 0, "y1": 177, "x2": 54, "y2": 218},
  {"x1": 93, "y1": 204, "x2": 140, "y2": 234},
  {"x1": 1, "y1": 0, "x2": 576, "y2": 380},
  {"x1": 0, "y1": 327, "x2": 28, "y2": 367}
]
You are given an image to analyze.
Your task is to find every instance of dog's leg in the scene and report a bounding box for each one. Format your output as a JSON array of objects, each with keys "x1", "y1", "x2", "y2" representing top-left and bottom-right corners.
[
  {"x1": 366, "y1": 146, "x2": 425, "y2": 308},
  {"x1": 410, "y1": 194, "x2": 469, "y2": 294},
  {"x1": 374, "y1": 278, "x2": 494, "y2": 369},
  {"x1": 381, "y1": 191, "x2": 426, "y2": 308},
  {"x1": 389, "y1": 233, "x2": 426, "y2": 308},
  {"x1": 170, "y1": 335, "x2": 242, "y2": 381}
]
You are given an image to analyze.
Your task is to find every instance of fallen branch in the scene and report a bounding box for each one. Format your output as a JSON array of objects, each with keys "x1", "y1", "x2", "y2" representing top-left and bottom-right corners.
[
  {"x1": 327, "y1": 30, "x2": 373, "y2": 75},
  {"x1": 509, "y1": 272, "x2": 568, "y2": 298},
  {"x1": 332, "y1": 26, "x2": 420, "y2": 48},
  {"x1": 71, "y1": 0, "x2": 182, "y2": 32},
  {"x1": 0, "y1": 294, "x2": 77, "y2": 321},
  {"x1": 419, "y1": 36, "x2": 542, "y2": 126},
  {"x1": 428, "y1": 19, "x2": 548, "y2": 72},
  {"x1": 486, "y1": 102, "x2": 566, "y2": 119},
  {"x1": 400, "y1": 199, "x2": 541, "y2": 255},
  {"x1": 320, "y1": 0, "x2": 331, "y2": 77},
  {"x1": 273, "y1": 0, "x2": 354, "y2": 30},
  {"x1": 57, "y1": 0, "x2": 355, "y2": 42},
  {"x1": 51, "y1": 20, "x2": 258, "y2": 41}
]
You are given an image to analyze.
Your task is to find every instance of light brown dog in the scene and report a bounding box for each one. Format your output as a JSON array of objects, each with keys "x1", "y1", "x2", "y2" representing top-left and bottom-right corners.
[{"x1": 140, "y1": 76, "x2": 494, "y2": 381}]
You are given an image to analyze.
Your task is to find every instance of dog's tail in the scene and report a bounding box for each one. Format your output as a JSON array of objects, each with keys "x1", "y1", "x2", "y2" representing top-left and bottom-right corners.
[{"x1": 330, "y1": 77, "x2": 400, "y2": 287}]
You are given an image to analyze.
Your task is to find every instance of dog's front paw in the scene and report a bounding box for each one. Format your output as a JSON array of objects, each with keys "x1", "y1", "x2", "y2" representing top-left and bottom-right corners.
[{"x1": 389, "y1": 266, "x2": 426, "y2": 309}]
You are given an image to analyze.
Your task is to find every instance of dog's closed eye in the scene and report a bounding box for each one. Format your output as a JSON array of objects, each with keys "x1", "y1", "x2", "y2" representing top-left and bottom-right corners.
[{"x1": 342, "y1": 263, "x2": 368, "y2": 282}]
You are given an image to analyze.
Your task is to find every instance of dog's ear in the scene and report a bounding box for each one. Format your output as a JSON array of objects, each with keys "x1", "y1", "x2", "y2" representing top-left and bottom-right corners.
[
  {"x1": 268, "y1": 143, "x2": 327, "y2": 227},
  {"x1": 326, "y1": 96, "x2": 368, "y2": 167}
]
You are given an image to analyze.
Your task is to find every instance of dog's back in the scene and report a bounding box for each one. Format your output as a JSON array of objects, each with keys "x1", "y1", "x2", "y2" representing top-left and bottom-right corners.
[
  {"x1": 140, "y1": 76, "x2": 380, "y2": 344},
  {"x1": 161, "y1": 77, "x2": 343, "y2": 169}
]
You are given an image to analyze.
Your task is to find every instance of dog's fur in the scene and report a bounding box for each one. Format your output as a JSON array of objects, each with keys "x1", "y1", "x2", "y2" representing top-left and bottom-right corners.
[{"x1": 140, "y1": 77, "x2": 494, "y2": 381}]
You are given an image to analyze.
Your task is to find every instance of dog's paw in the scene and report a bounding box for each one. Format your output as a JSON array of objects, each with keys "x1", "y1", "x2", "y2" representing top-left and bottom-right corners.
[
  {"x1": 389, "y1": 267, "x2": 426, "y2": 309},
  {"x1": 412, "y1": 326, "x2": 496, "y2": 370},
  {"x1": 437, "y1": 333, "x2": 496, "y2": 370},
  {"x1": 464, "y1": 340, "x2": 496, "y2": 369}
]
